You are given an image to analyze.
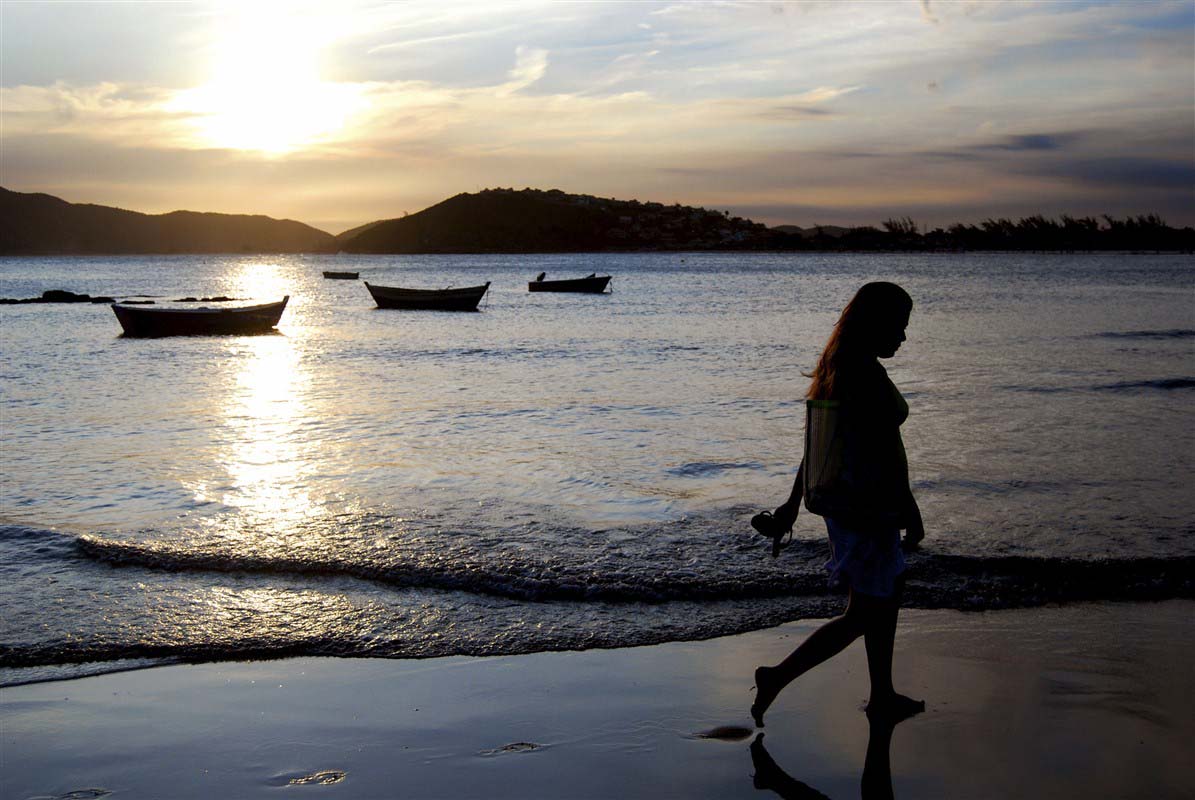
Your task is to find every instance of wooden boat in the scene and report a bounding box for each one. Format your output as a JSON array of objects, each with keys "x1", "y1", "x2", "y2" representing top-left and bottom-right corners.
[
  {"x1": 322, "y1": 271, "x2": 359, "y2": 280},
  {"x1": 528, "y1": 272, "x2": 611, "y2": 293},
  {"x1": 364, "y1": 281, "x2": 490, "y2": 311},
  {"x1": 111, "y1": 297, "x2": 289, "y2": 337}
]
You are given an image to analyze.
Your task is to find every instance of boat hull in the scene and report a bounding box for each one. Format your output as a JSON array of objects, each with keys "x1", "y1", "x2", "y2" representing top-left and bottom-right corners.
[
  {"x1": 365, "y1": 281, "x2": 490, "y2": 311},
  {"x1": 322, "y1": 271, "x2": 359, "y2": 279},
  {"x1": 527, "y1": 275, "x2": 611, "y2": 293},
  {"x1": 111, "y1": 297, "x2": 289, "y2": 337}
]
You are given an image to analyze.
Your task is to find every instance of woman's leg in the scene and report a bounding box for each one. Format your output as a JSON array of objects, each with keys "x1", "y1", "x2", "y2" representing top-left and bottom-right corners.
[
  {"x1": 752, "y1": 590, "x2": 869, "y2": 726},
  {"x1": 753, "y1": 585, "x2": 923, "y2": 725},
  {"x1": 862, "y1": 582, "x2": 900, "y2": 701},
  {"x1": 860, "y1": 578, "x2": 924, "y2": 719}
]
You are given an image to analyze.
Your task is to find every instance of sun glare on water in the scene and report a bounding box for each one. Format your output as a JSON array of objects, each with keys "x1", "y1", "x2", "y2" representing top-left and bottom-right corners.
[{"x1": 173, "y1": 9, "x2": 364, "y2": 154}]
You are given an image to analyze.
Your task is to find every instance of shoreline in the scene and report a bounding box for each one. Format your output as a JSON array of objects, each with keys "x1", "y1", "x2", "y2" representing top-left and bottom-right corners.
[
  {"x1": 3, "y1": 249, "x2": 1194, "y2": 258},
  {"x1": 3, "y1": 600, "x2": 1192, "y2": 799}
]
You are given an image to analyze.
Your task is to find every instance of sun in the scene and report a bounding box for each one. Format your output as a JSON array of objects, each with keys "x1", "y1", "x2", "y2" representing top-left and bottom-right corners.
[{"x1": 172, "y1": 9, "x2": 364, "y2": 154}]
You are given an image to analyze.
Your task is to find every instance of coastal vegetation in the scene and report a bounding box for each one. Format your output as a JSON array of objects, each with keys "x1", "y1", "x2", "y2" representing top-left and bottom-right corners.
[
  {"x1": 3, "y1": 186, "x2": 1191, "y2": 255},
  {"x1": 786, "y1": 213, "x2": 1195, "y2": 253}
]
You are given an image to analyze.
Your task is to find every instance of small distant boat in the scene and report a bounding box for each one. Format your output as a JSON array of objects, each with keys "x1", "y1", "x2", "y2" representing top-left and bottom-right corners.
[
  {"x1": 111, "y1": 297, "x2": 289, "y2": 337},
  {"x1": 364, "y1": 281, "x2": 490, "y2": 312},
  {"x1": 322, "y1": 271, "x2": 359, "y2": 280},
  {"x1": 528, "y1": 272, "x2": 611, "y2": 293}
]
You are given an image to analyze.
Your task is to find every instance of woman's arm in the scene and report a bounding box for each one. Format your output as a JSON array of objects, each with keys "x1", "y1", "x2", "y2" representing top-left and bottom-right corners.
[{"x1": 774, "y1": 462, "x2": 803, "y2": 528}]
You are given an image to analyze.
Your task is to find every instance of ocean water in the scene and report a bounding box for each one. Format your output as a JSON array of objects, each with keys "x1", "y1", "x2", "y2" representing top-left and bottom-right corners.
[{"x1": 1, "y1": 252, "x2": 1192, "y2": 685}]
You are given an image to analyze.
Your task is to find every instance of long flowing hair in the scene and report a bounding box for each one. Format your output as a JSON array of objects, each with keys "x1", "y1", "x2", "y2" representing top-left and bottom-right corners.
[{"x1": 806, "y1": 282, "x2": 913, "y2": 400}]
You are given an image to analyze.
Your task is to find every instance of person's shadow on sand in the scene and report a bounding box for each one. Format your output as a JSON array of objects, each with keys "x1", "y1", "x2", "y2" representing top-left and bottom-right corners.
[{"x1": 750, "y1": 710, "x2": 912, "y2": 800}]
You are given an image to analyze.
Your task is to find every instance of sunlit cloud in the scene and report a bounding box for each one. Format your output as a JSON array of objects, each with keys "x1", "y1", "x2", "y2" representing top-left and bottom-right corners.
[
  {"x1": 1, "y1": 0, "x2": 1191, "y2": 228},
  {"x1": 367, "y1": 27, "x2": 516, "y2": 56},
  {"x1": 499, "y1": 46, "x2": 550, "y2": 95},
  {"x1": 1, "y1": 82, "x2": 193, "y2": 143}
]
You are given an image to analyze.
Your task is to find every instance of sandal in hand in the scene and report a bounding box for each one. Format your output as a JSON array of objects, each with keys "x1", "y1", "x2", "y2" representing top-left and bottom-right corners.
[{"x1": 751, "y1": 511, "x2": 793, "y2": 558}]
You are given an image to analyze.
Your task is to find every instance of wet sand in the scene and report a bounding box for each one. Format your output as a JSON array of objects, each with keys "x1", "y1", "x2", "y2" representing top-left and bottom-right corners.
[{"x1": 3, "y1": 601, "x2": 1192, "y2": 799}]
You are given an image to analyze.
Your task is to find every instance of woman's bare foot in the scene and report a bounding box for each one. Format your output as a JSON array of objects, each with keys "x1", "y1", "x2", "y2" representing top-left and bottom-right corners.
[
  {"x1": 751, "y1": 666, "x2": 782, "y2": 727},
  {"x1": 864, "y1": 692, "x2": 925, "y2": 722}
]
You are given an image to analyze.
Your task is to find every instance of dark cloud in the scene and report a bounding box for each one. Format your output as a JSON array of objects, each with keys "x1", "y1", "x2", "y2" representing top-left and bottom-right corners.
[
  {"x1": 757, "y1": 106, "x2": 833, "y2": 120},
  {"x1": 1033, "y1": 156, "x2": 1195, "y2": 190},
  {"x1": 980, "y1": 132, "x2": 1084, "y2": 152},
  {"x1": 892, "y1": 130, "x2": 1101, "y2": 163},
  {"x1": 915, "y1": 149, "x2": 989, "y2": 162},
  {"x1": 753, "y1": 148, "x2": 886, "y2": 160},
  {"x1": 882, "y1": 131, "x2": 1087, "y2": 162}
]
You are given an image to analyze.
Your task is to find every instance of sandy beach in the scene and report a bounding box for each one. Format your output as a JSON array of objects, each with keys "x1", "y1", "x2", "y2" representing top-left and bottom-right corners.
[{"x1": 3, "y1": 600, "x2": 1192, "y2": 799}]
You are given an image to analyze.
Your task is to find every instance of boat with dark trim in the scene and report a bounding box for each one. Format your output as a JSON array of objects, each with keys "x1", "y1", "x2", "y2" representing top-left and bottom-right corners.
[
  {"x1": 322, "y1": 271, "x2": 360, "y2": 280},
  {"x1": 364, "y1": 281, "x2": 490, "y2": 311},
  {"x1": 528, "y1": 272, "x2": 611, "y2": 293},
  {"x1": 111, "y1": 297, "x2": 289, "y2": 337}
]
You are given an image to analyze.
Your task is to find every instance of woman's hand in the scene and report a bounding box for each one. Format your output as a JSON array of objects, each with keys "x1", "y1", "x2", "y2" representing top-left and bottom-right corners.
[
  {"x1": 902, "y1": 520, "x2": 924, "y2": 551},
  {"x1": 901, "y1": 496, "x2": 924, "y2": 551}
]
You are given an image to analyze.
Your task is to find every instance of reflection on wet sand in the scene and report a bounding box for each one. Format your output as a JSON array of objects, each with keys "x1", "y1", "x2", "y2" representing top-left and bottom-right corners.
[
  {"x1": 751, "y1": 711, "x2": 912, "y2": 800},
  {"x1": 750, "y1": 733, "x2": 832, "y2": 800}
]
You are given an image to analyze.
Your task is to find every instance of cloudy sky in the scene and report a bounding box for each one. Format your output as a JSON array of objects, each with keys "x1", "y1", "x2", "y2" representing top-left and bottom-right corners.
[{"x1": 2, "y1": 0, "x2": 1192, "y2": 234}]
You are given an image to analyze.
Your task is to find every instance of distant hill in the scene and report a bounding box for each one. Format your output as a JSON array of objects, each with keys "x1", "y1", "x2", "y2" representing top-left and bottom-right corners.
[
  {"x1": 771, "y1": 224, "x2": 850, "y2": 239},
  {"x1": 335, "y1": 188, "x2": 773, "y2": 253},
  {"x1": 0, "y1": 187, "x2": 336, "y2": 255},
  {"x1": 6, "y1": 186, "x2": 1188, "y2": 256},
  {"x1": 334, "y1": 219, "x2": 387, "y2": 241}
]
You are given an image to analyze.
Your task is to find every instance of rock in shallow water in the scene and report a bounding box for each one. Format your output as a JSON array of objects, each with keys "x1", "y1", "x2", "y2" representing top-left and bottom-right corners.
[{"x1": 0, "y1": 289, "x2": 114, "y2": 304}]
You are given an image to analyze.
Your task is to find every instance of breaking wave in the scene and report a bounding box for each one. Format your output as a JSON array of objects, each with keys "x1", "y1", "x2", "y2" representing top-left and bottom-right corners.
[
  {"x1": 73, "y1": 530, "x2": 1195, "y2": 607},
  {"x1": 3, "y1": 513, "x2": 1193, "y2": 680}
]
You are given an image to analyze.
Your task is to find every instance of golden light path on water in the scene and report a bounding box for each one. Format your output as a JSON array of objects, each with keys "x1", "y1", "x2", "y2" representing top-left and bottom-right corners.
[
  {"x1": 226, "y1": 336, "x2": 312, "y2": 528},
  {"x1": 185, "y1": 261, "x2": 320, "y2": 540}
]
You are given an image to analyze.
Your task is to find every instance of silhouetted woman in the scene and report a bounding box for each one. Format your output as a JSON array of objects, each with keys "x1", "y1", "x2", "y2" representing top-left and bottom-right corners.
[{"x1": 751, "y1": 282, "x2": 924, "y2": 726}]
